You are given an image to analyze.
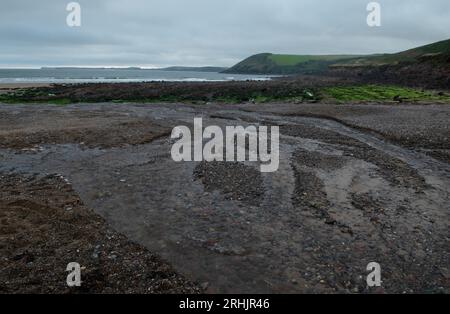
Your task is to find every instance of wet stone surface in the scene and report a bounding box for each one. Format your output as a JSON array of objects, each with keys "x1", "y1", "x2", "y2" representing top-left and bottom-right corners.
[{"x1": 0, "y1": 102, "x2": 449, "y2": 293}]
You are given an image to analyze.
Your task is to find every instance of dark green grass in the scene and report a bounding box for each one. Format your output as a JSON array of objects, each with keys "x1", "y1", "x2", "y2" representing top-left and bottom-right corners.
[{"x1": 269, "y1": 54, "x2": 361, "y2": 66}]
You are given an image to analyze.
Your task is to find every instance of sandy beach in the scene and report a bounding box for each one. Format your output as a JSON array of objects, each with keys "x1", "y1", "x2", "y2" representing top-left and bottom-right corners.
[
  {"x1": 0, "y1": 83, "x2": 51, "y2": 95},
  {"x1": 0, "y1": 83, "x2": 51, "y2": 89}
]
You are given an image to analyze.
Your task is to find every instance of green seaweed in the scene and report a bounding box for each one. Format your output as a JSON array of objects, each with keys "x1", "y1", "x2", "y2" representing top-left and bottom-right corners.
[{"x1": 322, "y1": 85, "x2": 450, "y2": 103}]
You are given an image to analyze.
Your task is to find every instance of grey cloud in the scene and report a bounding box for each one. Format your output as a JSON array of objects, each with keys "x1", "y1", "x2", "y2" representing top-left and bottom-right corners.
[{"x1": 0, "y1": 0, "x2": 449, "y2": 67}]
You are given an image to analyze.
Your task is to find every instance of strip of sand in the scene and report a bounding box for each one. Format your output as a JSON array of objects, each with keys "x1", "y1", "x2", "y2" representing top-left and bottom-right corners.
[
  {"x1": 0, "y1": 83, "x2": 51, "y2": 89},
  {"x1": 0, "y1": 83, "x2": 51, "y2": 95}
]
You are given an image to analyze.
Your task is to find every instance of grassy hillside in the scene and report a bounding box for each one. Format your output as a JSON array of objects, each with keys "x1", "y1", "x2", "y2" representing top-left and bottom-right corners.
[
  {"x1": 334, "y1": 39, "x2": 450, "y2": 66},
  {"x1": 225, "y1": 39, "x2": 450, "y2": 74},
  {"x1": 223, "y1": 53, "x2": 361, "y2": 74},
  {"x1": 268, "y1": 54, "x2": 359, "y2": 66}
]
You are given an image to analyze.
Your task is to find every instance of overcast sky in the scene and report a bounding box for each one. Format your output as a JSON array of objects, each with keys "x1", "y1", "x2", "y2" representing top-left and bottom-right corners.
[{"x1": 1, "y1": 0, "x2": 449, "y2": 68}]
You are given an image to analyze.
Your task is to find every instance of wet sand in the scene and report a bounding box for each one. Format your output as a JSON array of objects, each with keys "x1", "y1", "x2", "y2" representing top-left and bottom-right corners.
[
  {"x1": 0, "y1": 83, "x2": 51, "y2": 89},
  {"x1": 0, "y1": 101, "x2": 449, "y2": 293},
  {"x1": 0, "y1": 83, "x2": 51, "y2": 95}
]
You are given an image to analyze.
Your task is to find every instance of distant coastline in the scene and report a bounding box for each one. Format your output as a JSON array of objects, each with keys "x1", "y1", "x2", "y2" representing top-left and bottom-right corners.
[
  {"x1": 40, "y1": 66, "x2": 229, "y2": 73},
  {"x1": 41, "y1": 66, "x2": 143, "y2": 70},
  {"x1": 159, "y1": 66, "x2": 229, "y2": 73}
]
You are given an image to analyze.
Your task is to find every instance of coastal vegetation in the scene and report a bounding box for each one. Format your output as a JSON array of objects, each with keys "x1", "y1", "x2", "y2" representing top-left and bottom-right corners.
[{"x1": 224, "y1": 39, "x2": 450, "y2": 75}]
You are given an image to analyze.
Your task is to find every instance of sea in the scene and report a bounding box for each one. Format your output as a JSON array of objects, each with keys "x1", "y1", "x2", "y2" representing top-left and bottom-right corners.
[{"x1": 0, "y1": 68, "x2": 273, "y2": 83}]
